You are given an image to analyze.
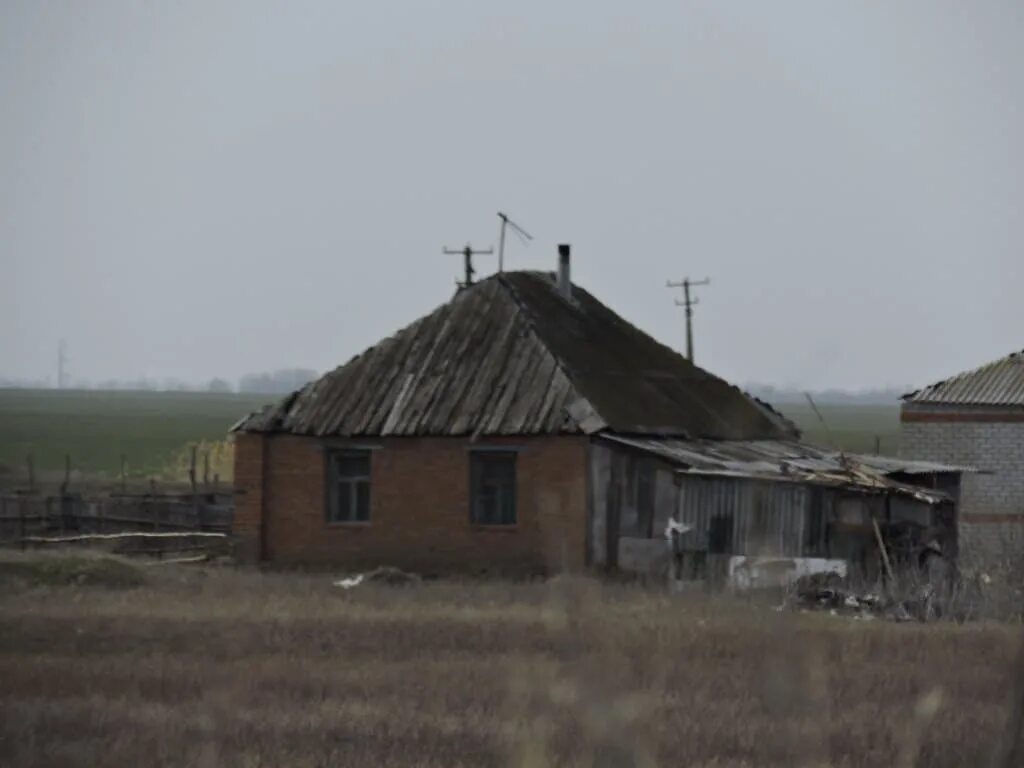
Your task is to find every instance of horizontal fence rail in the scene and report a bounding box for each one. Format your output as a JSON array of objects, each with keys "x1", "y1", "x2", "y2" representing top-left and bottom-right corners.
[{"x1": 0, "y1": 492, "x2": 234, "y2": 560}]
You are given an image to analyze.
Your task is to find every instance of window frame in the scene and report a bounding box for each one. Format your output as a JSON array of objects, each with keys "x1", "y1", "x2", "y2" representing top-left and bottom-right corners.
[
  {"x1": 325, "y1": 449, "x2": 372, "y2": 525},
  {"x1": 469, "y1": 450, "x2": 518, "y2": 527}
]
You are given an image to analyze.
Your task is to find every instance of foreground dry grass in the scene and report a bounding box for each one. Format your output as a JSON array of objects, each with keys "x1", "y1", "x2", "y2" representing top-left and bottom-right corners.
[{"x1": 0, "y1": 559, "x2": 1021, "y2": 767}]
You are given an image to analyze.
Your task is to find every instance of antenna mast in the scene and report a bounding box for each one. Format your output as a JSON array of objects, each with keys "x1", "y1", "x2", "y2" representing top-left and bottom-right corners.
[
  {"x1": 666, "y1": 277, "x2": 710, "y2": 362},
  {"x1": 443, "y1": 243, "x2": 494, "y2": 289},
  {"x1": 497, "y1": 211, "x2": 532, "y2": 272}
]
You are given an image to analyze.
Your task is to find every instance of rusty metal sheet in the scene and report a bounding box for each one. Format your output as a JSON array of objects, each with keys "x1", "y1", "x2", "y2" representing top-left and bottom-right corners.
[{"x1": 597, "y1": 434, "x2": 959, "y2": 504}]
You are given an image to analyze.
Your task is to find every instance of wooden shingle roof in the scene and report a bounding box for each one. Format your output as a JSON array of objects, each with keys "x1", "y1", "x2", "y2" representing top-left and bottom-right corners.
[{"x1": 235, "y1": 272, "x2": 798, "y2": 440}]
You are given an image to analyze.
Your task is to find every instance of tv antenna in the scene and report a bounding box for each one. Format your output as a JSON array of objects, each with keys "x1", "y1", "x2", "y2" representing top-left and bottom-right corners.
[
  {"x1": 497, "y1": 212, "x2": 532, "y2": 272},
  {"x1": 443, "y1": 243, "x2": 494, "y2": 288}
]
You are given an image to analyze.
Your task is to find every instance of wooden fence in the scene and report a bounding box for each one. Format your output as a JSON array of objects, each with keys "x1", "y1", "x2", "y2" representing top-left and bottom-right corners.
[{"x1": 0, "y1": 492, "x2": 234, "y2": 559}]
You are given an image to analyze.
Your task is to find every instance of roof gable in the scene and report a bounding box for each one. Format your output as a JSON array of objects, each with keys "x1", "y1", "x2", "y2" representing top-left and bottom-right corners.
[
  {"x1": 904, "y1": 350, "x2": 1024, "y2": 407},
  {"x1": 237, "y1": 272, "x2": 798, "y2": 440}
]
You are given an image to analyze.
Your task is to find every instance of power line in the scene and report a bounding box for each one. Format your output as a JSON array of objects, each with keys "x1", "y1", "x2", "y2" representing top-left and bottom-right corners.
[{"x1": 665, "y1": 277, "x2": 710, "y2": 362}]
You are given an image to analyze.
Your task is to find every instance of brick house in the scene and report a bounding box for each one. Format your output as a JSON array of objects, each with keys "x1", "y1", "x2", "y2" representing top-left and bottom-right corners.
[
  {"x1": 233, "y1": 250, "x2": 960, "y2": 578},
  {"x1": 901, "y1": 351, "x2": 1024, "y2": 567}
]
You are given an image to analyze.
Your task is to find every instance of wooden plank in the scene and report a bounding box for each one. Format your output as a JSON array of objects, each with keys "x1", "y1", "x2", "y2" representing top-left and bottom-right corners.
[
  {"x1": 493, "y1": 348, "x2": 548, "y2": 435},
  {"x1": 406, "y1": 285, "x2": 501, "y2": 435},
  {"x1": 481, "y1": 321, "x2": 538, "y2": 434},
  {"x1": 416, "y1": 294, "x2": 514, "y2": 434}
]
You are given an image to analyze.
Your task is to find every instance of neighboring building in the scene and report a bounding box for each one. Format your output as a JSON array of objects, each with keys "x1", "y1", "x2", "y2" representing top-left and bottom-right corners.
[
  {"x1": 233, "y1": 250, "x2": 960, "y2": 581},
  {"x1": 902, "y1": 351, "x2": 1024, "y2": 567}
]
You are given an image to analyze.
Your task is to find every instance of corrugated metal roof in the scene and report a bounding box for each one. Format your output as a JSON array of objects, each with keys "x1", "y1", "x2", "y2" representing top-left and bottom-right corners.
[
  {"x1": 904, "y1": 350, "x2": 1024, "y2": 406},
  {"x1": 598, "y1": 434, "x2": 968, "y2": 504},
  {"x1": 235, "y1": 272, "x2": 799, "y2": 440}
]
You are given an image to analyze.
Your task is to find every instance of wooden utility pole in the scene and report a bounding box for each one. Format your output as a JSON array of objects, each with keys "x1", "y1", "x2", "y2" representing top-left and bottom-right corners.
[
  {"x1": 666, "y1": 277, "x2": 710, "y2": 362},
  {"x1": 57, "y1": 339, "x2": 68, "y2": 389},
  {"x1": 443, "y1": 243, "x2": 494, "y2": 288}
]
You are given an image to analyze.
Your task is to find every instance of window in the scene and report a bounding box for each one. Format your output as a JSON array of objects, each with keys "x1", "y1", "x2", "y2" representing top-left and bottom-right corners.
[
  {"x1": 470, "y1": 451, "x2": 516, "y2": 525},
  {"x1": 327, "y1": 451, "x2": 371, "y2": 523}
]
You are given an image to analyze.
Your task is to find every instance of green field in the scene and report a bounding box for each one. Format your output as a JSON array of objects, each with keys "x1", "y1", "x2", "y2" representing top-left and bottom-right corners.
[
  {"x1": 0, "y1": 389, "x2": 901, "y2": 488},
  {"x1": 772, "y1": 402, "x2": 900, "y2": 455},
  {"x1": 0, "y1": 389, "x2": 274, "y2": 481}
]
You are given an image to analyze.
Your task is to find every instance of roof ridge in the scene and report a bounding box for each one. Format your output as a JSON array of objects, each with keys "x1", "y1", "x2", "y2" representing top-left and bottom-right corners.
[
  {"x1": 495, "y1": 272, "x2": 598, "y2": 432},
  {"x1": 235, "y1": 269, "x2": 802, "y2": 439}
]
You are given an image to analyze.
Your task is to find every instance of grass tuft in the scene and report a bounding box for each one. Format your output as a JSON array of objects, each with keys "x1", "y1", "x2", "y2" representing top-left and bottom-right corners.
[
  {"x1": 0, "y1": 568, "x2": 1019, "y2": 766},
  {"x1": 0, "y1": 550, "x2": 145, "y2": 589}
]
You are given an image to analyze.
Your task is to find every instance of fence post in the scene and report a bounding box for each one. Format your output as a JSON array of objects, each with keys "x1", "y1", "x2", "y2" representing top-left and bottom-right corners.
[
  {"x1": 26, "y1": 454, "x2": 34, "y2": 493},
  {"x1": 61, "y1": 453, "x2": 70, "y2": 497},
  {"x1": 189, "y1": 446, "x2": 197, "y2": 494},
  {"x1": 19, "y1": 500, "x2": 26, "y2": 551},
  {"x1": 190, "y1": 446, "x2": 200, "y2": 530},
  {"x1": 120, "y1": 454, "x2": 126, "y2": 495},
  {"x1": 146, "y1": 478, "x2": 156, "y2": 533}
]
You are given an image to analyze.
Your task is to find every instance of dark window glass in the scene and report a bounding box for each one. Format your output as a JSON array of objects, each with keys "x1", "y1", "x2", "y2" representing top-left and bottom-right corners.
[
  {"x1": 470, "y1": 452, "x2": 516, "y2": 525},
  {"x1": 328, "y1": 451, "x2": 371, "y2": 523}
]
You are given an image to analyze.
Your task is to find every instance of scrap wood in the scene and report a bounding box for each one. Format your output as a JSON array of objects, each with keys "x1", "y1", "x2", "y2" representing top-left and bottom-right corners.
[
  {"x1": 20, "y1": 531, "x2": 228, "y2": 544},
  {"x1": 140, "y1": 554, "x2": 212, "y2": 567},
  {"x1": 872, "y1": 517, "x2": 896, "y2": 583},
  {"x1": 334, "y1": 566, "x2": 421, "y2": 589}
]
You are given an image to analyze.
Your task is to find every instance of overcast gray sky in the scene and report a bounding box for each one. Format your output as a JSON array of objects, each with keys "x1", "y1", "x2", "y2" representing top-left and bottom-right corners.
[{"x1": 2, "y1": 1, "x2": 1021, "y2": 391}]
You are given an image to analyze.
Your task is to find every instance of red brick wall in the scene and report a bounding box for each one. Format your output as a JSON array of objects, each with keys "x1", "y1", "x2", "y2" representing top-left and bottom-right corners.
[
  {"x1": 233, "y1": 434, "x2": 589, "y2": 574},
  {"x1": 232, "y1": 432, "x2": 266, "y2": 562}
]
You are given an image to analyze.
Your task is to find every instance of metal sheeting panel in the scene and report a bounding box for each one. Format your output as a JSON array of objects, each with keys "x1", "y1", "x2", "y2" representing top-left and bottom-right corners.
[
  {"x1": 905, "y1": 350, "x2": 1024, "y2": 407},
  {"x1": 598, "y1": 434, "x2": 971, "y2": 480},
  {"x1": 676, "y1": 476, "x2": 811, "y2": 558}
]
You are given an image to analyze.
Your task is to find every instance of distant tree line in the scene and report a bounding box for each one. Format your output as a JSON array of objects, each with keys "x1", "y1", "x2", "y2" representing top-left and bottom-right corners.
[
  {"x1": 744, "y1": 383, "x2": 910, "y2": 406},
  {"x1": 0, "y1": 368, "x2": 319, "y2": 395},
  {"x1": 236, "y1": 369, "x2": 318, "y2": 394}
]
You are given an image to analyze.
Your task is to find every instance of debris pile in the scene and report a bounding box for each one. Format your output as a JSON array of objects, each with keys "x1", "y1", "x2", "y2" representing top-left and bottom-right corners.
[
  {"x1": 791, "y1": 574, "x2": 883, "y2": 619},
  {"x1": 790, "y1": 571, "x2": 941, "y2": 622},
  {"x1": 334, "y1": 566, "x2": 422, "y2": 589}
]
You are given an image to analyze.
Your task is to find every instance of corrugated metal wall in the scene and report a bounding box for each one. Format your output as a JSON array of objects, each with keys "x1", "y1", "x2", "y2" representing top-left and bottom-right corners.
[
  {"x1": 589, "y1": 440, "x2": 836, "y2": 568},
  {"x1": 675, "y1": 475, "x2": 814, "y2": 558}
]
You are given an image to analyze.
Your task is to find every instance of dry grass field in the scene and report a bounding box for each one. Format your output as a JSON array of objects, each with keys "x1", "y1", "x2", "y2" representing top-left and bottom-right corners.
[{"x1": 0, "y1": 555, "x2": 1021, "y2": 768}]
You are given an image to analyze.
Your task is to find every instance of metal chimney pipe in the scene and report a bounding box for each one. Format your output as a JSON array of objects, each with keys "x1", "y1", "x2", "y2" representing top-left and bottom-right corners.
[{"x1": 557, "y1": 244, "x2": 571, "y2": 299}]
